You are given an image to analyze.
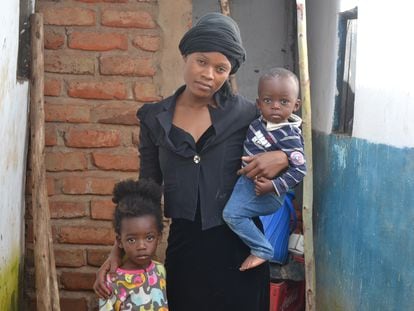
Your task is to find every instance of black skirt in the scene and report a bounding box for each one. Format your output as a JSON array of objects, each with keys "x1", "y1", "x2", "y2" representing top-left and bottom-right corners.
[
  {"x1": 165, "y1": 124, "x2": 269, "y2": 310},
  {"x1": 165, "y1": 213, "x2": 270, "y2": 311}
]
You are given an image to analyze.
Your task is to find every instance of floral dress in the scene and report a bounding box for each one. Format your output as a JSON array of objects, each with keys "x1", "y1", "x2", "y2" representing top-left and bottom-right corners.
[{"x1": 99, "y1": 261, "x2": 168, "y2": 311}]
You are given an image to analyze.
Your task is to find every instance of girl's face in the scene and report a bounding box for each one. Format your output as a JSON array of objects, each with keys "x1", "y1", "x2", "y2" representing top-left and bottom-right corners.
[
  {"x1": 117, "y1": 215, "x2": 161, "y2": 270},
  {"x1": 256, "y1": 76, "x2": 300, "y2": 124},
  {"x1": 182, "y1": 52, "x2": 232, "y2": 99}
]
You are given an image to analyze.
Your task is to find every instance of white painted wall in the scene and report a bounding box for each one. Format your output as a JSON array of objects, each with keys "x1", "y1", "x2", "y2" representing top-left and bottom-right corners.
[
  {"x1": 308, "y1": 0, "x2": 414, "y2": 148},
  {"x1": 0, "y1": 0, "x2": 30, "y2": 277},
  {"x1": 307, "y1": 0, "x2": 339, "y2": 134},
  {"x1": 353, "y1": 1, "x2": 414, "y2": 148}
]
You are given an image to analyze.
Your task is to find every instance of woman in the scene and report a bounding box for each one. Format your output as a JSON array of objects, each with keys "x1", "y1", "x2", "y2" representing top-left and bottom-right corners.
[{"x1": 94, "y1": 13, "x2": 288, "y2": 311}]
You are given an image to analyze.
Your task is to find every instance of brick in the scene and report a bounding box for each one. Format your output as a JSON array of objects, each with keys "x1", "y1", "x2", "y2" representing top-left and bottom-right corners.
[
  {"x1": 45, "y1": 103, "x2": 90, "y2": 123},
  {"x1": 101, "y1": 10, "x2": 156, "y2": 28},
  {"x1": 26, "y1": 199, "x2": 88, "y2": 219},
  {"x1": 92, "y1": 104, "x2": 140, "y2": 125},
  {"x1": 58, "y1": 225, "x2": 115, "y2": 245},
  {"x1": 44, "y1": 29, "x2": 65, "y2": 50},
  {"x1": 90, "y1": 199, "x2": 115, "y2": 220},
  {"x1": 47, "y1": 176, "x2": 56, "y2": 195},
  {"x1": 41, "y1": 7, "x2": 96, "y2": 26},
  {"x1": 133, "y1": 82, "x2": 161, "y2": 102},
  {"x1": 60, "y1": 271, "x2": 96, "y2": 290},
  {"x1": 65, "y1": 128, "x2": 121, "y2": 148},
  {"x1": 68, "y1": 81, "x2": 127, "y2": 100},
  {"x1": 54, "y1": 247, "x2": 86, "y2": 267},
  {"x1": 49, "y1": 200, "x2": 89, "y2": 218},
  {"x1": 45, "y1": 152, "x2": 88, "y2": 171},
  {"x1": 61, "y1": 176, "x2": 117, "y2": 195},
  {"x1": 44, "y1": 78, "x2": 62, "y2": 96},
  {"x1": 45, "y1": 124, "x2": 58, "y2": 146},
  {"x1": 100, "y1": 56, "x2": 155, "y2": 76},
  {"x1": 91, "y1": 151, "x2": 139, "y2": 171},
  {"x1": 51, "y1": 226, "x2": 59, "y2": 244},
  {"x1": 60, "y1": 297, "x2": 88, "y2": 311},
  {"x1": 132, "y1": 35, "x2": 160, "y2": 52},
  {"x1": 87, "y1": 248, "x2": 111, "y2": 267},
  {"x1": 68, "y1": 32, "x2": 128, "y2": 51},
  {"x1": 45, "y1": 52, "x2": 95, "y2": 75}
]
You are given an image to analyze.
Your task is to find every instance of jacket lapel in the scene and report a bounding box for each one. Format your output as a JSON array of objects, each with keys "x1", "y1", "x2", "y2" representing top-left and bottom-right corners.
[{"x1": 154, "y1": 88, "x2": 196, "y2": 157}]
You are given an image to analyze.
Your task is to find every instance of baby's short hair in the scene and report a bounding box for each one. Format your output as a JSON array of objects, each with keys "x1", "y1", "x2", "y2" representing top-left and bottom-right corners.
[{"x1": 258, "y1": 67, "x2": 300, "y2": 97}]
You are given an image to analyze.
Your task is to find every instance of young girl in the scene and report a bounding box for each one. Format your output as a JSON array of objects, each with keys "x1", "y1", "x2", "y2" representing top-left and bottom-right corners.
[{"x1": 99, "y1": 178, "x2": 168, "y2": 311}]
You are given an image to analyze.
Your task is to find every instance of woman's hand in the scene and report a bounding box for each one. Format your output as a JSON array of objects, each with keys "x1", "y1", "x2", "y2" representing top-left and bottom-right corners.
[
  {"x1": 93, "y1": 242, "x2": 122, "y2": 299},
  {"x1": 238, "y1": 151, "x2": 288, "y2": 179}
]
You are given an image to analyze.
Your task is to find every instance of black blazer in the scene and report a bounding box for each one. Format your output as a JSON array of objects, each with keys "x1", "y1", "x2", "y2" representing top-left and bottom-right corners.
[{"x1": 137, "y1": 86, "x2": 258, "y2": 229}]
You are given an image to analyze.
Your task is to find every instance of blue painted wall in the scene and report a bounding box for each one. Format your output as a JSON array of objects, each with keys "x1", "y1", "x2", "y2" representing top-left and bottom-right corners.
[{"x1": 313, "y1": 132, "x2": 414, "y2": 310}]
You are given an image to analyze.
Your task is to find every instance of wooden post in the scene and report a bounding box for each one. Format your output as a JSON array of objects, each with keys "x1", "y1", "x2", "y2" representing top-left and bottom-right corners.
[
  {"x1": 49, "y1": 232, "x2": 60, "y2": 311},
  {"x1": 30, "y1": 13, "x2": 60, "y2": 311},
  {"x1": 219, "y1": 0, "x2": 239, "y2": 94},
  {"x1": 295, "y1": 1, "x2": 316, "y2": 310}
]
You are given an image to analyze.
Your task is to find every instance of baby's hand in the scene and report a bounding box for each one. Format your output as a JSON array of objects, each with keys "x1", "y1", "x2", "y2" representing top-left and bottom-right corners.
[{"x1": 254, "y1": 177, "x2": 275, "y2": 196}]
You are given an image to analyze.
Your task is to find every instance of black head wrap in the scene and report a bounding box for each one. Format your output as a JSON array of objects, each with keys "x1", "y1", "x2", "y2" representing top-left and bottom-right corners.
[{"x1": 179, "y1": 12, "x2": 246, "y2": 75}]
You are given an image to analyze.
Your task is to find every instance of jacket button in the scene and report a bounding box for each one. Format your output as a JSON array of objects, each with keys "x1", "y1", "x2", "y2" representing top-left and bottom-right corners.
[{"x1": 193, "y1": 155, "x2": 201, "y2": 164}]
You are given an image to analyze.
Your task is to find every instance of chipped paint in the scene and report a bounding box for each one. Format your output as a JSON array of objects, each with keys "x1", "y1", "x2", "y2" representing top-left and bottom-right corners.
[
  {"x1": 332, "y1": 142, "x2": 348, "y2": 169},
  {"x1": 314, "y1": 132, "x2": 414, "y2": 310}
]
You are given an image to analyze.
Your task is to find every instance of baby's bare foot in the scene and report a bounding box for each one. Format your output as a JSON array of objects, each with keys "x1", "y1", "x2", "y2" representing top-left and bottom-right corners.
[{"x1": 239, "y1": 255, "x2": 266, "y2": 271}]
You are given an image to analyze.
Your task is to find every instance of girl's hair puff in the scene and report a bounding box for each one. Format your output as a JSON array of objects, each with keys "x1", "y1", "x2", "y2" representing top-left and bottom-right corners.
[{"x1": 112, "y1": 178, "x2": 163, "y2": 235}]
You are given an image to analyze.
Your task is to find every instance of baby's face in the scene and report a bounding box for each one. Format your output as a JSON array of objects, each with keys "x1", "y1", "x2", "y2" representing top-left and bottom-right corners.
[{"x1": 256, "y1": 76, "x2": 300, "y2": 124}]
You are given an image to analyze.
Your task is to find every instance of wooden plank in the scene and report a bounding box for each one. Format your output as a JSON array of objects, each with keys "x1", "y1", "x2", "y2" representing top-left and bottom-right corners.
[
  {"x1": 219, "y1": 0, "x2": 231, "y2": 16},
  {"x1": 30, "y1": 13, "x2": 60, "y2": 311},
  {"x1": 295, "y1": 1, "x2": 316, "y2": 310}
]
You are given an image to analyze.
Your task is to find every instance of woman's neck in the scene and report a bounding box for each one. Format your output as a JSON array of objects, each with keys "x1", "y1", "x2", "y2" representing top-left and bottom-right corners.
[
  {"x1": 178, "y1": 88, "x2": 216, "y2": 108},
  {"x1": 173, "y1": 89, "x2": 213, "y2": 142}
]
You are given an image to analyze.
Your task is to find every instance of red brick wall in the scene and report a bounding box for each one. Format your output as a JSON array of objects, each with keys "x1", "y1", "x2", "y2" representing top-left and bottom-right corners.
[{"x1": 25, "y1": 0, "x2": 165, "y2": 309}]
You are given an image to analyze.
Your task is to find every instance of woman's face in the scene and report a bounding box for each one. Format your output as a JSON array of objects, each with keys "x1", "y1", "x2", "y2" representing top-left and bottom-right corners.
[{"x1": 182, "y1": 52, "x2": 232, "y2": 99}]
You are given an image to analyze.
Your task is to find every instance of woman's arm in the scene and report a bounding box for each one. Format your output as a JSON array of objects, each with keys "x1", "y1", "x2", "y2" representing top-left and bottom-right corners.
[
  {"x1": 237, "y1": 150, "x2": 288, "y2": 179},
  {"x1": 138, "y1": 111, "x2": 163, "y2": 184},
  {"x1": 93, "y1": 241, "x2": 122, "y2": 299}
]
